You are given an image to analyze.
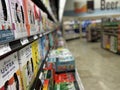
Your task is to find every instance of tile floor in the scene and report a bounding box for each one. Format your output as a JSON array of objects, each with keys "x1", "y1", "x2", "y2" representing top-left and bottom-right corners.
[{"x1": 67, "y1": 39, "x2": 120, "y2": 90}]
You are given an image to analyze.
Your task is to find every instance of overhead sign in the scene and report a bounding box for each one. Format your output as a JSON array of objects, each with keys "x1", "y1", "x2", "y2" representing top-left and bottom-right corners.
[
  {"x1": 73, "y1": 0, "x2": 120, "y2": 13},
  {"x1": 101, "y1": 0, "x2": 119, "y2": 10}
]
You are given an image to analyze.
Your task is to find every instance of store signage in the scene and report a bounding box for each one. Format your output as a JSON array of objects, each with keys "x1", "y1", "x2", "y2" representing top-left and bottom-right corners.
[{"x1": 101, "y1": 0, "x2": 119, "y2": 10}]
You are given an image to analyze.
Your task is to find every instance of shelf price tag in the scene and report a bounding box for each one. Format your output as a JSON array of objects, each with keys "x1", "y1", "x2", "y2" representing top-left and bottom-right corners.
[
  {"x1": 0, "y1": 44, "x2": 11, "y2": 56},
  {"x1": 20, "y1": 38, "x2": 29, "y2": 45},
  {"x1": 39, "y1": 72, "x2": 44, "y2": 84},
  {"x1": 33, "y1": 35, "x2": 38, "y2": 40},
  {"x1": 39, "y1": 34, "x2": 42, "y2": 37}
]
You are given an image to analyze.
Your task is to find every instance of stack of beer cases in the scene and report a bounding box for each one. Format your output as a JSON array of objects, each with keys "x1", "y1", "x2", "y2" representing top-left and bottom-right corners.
[
  {"x1": 41, "y1": 47, "x2": 76, "y2": 90},
  {"x1": 47, "y1": 48, "x2": 75, "y2": 72}
]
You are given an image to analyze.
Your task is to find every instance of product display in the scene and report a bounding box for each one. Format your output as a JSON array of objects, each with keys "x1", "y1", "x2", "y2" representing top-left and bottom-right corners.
[
  {"x1": 63, "y1": 20, "x2": 80, "y2": 40},
  {"x1": 0, "y1": 0, "x2": 83, "y2": 90},
  {"x1": 102, "y1": 18, "x2": 120, "y2": 54},
  {"x1": 48, "y1": 48, "x2": 75, "y2": 72}
]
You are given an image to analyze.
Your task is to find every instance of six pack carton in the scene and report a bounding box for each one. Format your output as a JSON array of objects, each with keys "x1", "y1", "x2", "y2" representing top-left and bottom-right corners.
[
  {"x1": 0, "y1": 52, "x2": 23, "y2": 90},
  {"x1": 9, "y1": 0, "x2": 27, "y2": 39},
  {"x1": 0, "y1": 0, "x2": 14, "y2": 43},
  {"x1": 18, "y1": 45, "x2": 34, "y2": 90}
]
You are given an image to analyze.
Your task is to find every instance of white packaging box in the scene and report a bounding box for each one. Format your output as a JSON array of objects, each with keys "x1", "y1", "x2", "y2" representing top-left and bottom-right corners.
[
  {"x1": 9, "y1": 0, "x2": 27, "y2": 39},
  {"x1": 18, "y1": 45, "x2": 35, "y2": 90},
  {"x1": 0, "y1": 0, "x2": 14, "y2": 43},
  {"x1": 0, "y1": 52, "x2": 23, "y2": 90}
]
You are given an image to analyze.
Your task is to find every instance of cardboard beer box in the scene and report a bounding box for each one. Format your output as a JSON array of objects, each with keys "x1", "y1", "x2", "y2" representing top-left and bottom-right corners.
[
  {"x1": 38, "y1": 39, "x2": 42, "y2": 67},
  {"x1": 54, "y1": 82, "x2": 76, "y2": 90},
  {"x1": 45, "y1": 35, "x2": 49, "y2": 54},
  {"x1": 0, "y1": 0, "x2": 14, "y2": 43},
  {"x1": 40, "y1": 36, "x2": 46, "y2": 59},
  {"x1": 0, "y1": 52, "x2": 23, "y2": 90},
  {"x1": 27, "y1": 0, "x2": 36, "y2": 35},
  {"x1": 31, "y1": 40, "x2": 39, "y2": 77},
  {"x1": 42, "y1": 79, "x2": 51, "y2": 90},
  {"x1": 54, "y1": 73, "x2": 76, "y2": 90},
  {"x1": 41, "y1": 10, "x2": 47, "y2": 31},
  {"x1": 34, "y1": 4, "x2": 40, "y2": 34},
  {"x1": 18, "y1": 45, "x2": 35, "y2": 90},
  {"x1": 9, "y1": 0, "x2": 27, "y2": 39},
  {"x1": 38, "y1": 38, "x2": 44, "y2": 60},
  {"x1": 48, "y1": 33, "x2": 54, "y2": 48},
  {"x1": 43, "y1": 63, "x2": 55, "y2": 90},
  {"x1": 39, "y1": 9, "x2": 43, "y2": 33}
]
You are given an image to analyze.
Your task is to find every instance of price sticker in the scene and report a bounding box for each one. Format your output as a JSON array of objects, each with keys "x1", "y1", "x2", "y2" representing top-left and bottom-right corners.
[
  {"x1": 20, "y1": 38, "x2": 29, "y2": 45},
  {"x1": 0, "y1": 44, "x2": 11, "y2": 56},
  {"x1": 33, "y1": 35, "x2": 38, "y2": 40}
]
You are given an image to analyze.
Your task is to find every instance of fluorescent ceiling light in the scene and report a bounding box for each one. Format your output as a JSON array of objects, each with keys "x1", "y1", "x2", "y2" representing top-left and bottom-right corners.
[{"x1": 59, "y1": 0, "x2": 66, "y2": 22}]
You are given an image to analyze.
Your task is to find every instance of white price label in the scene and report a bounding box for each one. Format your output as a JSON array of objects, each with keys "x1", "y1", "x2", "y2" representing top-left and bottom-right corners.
[
  {"x1": 39, "y1": 72, "x2": 44, "y2": 84},
  {"x1": 0, "y1": 44, "x2": 11, "y2": 56},
  {"x1": 20, "y1": 38, "x2": 29, "y2": 45},
  {"x1": 39, "y1": 34, "x2": 42, "y2": 37},
  {"x1": 33, "y1": 35, "x2": 38, "y2": 40}
]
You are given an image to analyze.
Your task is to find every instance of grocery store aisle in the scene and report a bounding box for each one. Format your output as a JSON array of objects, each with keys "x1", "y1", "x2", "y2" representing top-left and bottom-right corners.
[{"x1": 67, "y1": 39, "x2": 120, "y2": 90}]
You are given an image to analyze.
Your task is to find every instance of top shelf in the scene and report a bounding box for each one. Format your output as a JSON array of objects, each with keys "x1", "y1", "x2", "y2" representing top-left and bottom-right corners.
[
  {"x1": 32, "y1": 0, "x2": 57, "y2": 22},
  {"x1": 0, "y1": 30, "x2": 55, "y2": 60}
]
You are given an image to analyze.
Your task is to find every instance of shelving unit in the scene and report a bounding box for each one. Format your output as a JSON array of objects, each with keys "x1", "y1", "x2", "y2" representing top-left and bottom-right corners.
[
  {"x1": 63, "y1": 21, "x2": 80, "y2": 40},
  {"x1": 86, "y1": 23, "x2": 101, "y2": 42},
  {"x1": 101, "y1": 21, "x2": 120, "y2": 54},
  {"x1": 0, "y1": 0, "x2": 84, "y2": 90}
]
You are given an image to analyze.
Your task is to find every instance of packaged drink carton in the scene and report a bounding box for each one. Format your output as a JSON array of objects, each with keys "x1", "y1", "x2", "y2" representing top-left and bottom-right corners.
[
  {"x1": 9, "y1": 0, "x2": 27, "y2": 39},
  {"x1": 18, "y1": 45, "x2": 35, "y2": 90},
  {"x1": 0, "y1": 52, "x2": 23, "y2": 90},
  {"x1": 0, "y1": 0, "x2": 14, "y2": 43}
]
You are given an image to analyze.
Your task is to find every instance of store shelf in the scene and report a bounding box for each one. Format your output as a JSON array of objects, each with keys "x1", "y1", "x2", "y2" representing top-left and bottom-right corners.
[
  {"x1": 32, "y1": 0, "x2": 57, "y2": 22},
  {"x1": 0, "y1": 30, "x2": 55, "y2": 60}
]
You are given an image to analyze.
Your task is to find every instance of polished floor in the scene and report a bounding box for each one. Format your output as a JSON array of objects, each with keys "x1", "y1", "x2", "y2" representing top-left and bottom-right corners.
[{"x1": 67, "y1": 39, "x2": 120, "y2": 90}]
